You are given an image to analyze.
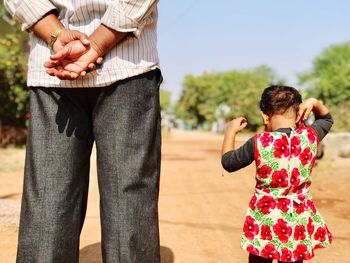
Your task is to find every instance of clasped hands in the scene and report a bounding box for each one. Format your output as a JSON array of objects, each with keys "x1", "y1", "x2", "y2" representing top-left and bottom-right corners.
[{"x1": 44, "y1": 29, "x2": 103, "y2": 80}]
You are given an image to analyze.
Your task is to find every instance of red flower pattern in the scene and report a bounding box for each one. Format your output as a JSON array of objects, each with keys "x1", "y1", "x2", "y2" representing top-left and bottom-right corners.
[
  {"x1": 308, "y1": 130, "x2": 317, "y2": 144},
  {"x1": 325, "y1": 225, "x2": 333, "y2": 243},
  {"x1": 290, "y1": 136, "x2": 301, "y2": 156},
  {"x1": 270, "y1": 169, "x2": 288, "y2": 188},
  {"x1": 273, "y1": 135, "x2": 290, "y2": 158},
  {"x1": 293, "y1": 201, "x2": 307, "y2": 214},
  {"x1": 257, "y1": 196, "x2": 276, "y2": 214},
  {"x1": 307, "y1": 218, "x2": 314, "y2": 236},
  {"x1": 255, "y1": 155, "x2": 261, "y2": 167},
  {"x1": 260, "y1": 244, "x2": 280, "y2": 260},
  {"x1": 277, "y1": 198, "x2": 290, "y2": 213},
  {"x1": 260, "y1": 133, "x2": 274, "y2": 147},
  {"x1": 307, "y1": 200, "x2": 316, "y2": 213},
  {"x1": 299, "y1": 147, "x2": 313, "y2": 165},
  {"x1": 293, "y1": 244, "x2": 311, "y2": 260},
  {"x1": 242, "y1": 128, "x2": 331, "y2": 257},
  {"x1": 243, "y1": 216, "x2": 259, "y2": 240},
  {"x1": 246, "y1": 244, "x2": 259, "y2": 255},
  {"x1": 249, "y1": 195, "x2": 257, "y2": 210},
  {"x1": 294, "y1": 225, "x2": 306, "y2": 240},
  {"x1": 257, "y1": 165, "x2": 272, "y2": 179},
  {"x1": 261, "y1": 225, "x2": 272, "y2": 240},
  {"x1": 290, "y1": 168, "x2": 300, "y2": 188},
  {"x1": 280, "y1": 248, "x2": 293, "y2": 262},
  {"x1": 314, "y1": 227, "x2": 327, "y2": 242},
  {"x1": 273, "y1": 219, "x2": 292, "y2": 243}
]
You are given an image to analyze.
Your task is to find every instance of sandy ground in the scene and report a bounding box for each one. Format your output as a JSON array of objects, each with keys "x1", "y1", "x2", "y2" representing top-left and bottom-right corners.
[{"x1": 0, "y1": 129, "x2": 349, "y2": 263}]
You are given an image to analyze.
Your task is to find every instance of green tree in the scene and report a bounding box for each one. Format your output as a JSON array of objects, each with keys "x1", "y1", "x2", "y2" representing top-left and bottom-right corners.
[
  {"x1": 0, "y1": 30, "x2": 29, "y2": 127},
  {"x1": 299, "y1": 42, "x2": 350, "y2": 130},
  {"x1": 0, "y1": 2, "x2": 29, "y2": 128},
  {"x1": 159, "y1": 88, "x2": 171, "y2": 112},
  {"x1": 175, "y1": 65, "x2": 284, "y2": 130}
]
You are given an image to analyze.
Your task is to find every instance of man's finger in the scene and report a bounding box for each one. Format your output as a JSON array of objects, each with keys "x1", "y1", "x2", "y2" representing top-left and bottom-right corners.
[
  {"x1": 96, "y1": 57, "x2": 103, "y2": 64},
  {"x1": 44, "y1": 60, "x2": 61, "y2": 68},
  {"x1": 73, "y1": 31, "x2": 90, "y2": 46},
  {"x1": 45, "y1": 68, "x2": 57, "y2": 76},
  {"x1": 87, "y1": 63, "x2": 96, "y2": 71},
  {"x1": 50, "y1": 47, "x2": 70, "y2": 60}
]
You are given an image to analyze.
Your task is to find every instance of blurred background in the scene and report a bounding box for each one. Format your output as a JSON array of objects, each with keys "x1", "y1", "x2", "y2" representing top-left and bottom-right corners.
[{"x1": 0, "y1": 1, "x2": 349, "y2": 262}]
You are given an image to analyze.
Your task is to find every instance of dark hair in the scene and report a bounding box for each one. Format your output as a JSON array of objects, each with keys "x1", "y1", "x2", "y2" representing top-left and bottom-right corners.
[{"x1": 259, "y1": 85, "x2": 302, "y2": 116}]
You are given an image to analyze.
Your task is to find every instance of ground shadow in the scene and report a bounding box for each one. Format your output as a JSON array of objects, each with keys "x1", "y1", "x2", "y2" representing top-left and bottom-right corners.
[
  {"x1": 79, "y1": 242, "x2": 174, "y2": 263},
  {"x1": 0, "y1": 193, "x2": 21, "y2": 199}
]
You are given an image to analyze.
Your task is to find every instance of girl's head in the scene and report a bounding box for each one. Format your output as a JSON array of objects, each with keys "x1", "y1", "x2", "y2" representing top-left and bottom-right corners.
[{"x1": 259, "y1": 85, "x2": 302, "y2": 131}]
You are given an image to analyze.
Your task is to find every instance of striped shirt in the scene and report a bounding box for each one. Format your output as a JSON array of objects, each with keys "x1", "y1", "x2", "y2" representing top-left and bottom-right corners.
[{"x1": 4, "y1": 0, "x2": 159, "y2": 88}]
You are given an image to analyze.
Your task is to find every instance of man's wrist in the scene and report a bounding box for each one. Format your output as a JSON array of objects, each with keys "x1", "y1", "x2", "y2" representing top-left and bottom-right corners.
[
  {"x1": 48, "y1": 26, "x2": 65, "y2": 50},
  {"x1": 89, "y1": 38, "x2": 105, "y2": 57}
]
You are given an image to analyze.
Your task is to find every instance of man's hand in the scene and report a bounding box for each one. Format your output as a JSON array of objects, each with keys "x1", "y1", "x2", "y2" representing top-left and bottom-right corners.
[
  {"x1": 45, "y1": 24, "x2": 126, "y2": 80},
  {"x1": 45, "y1": 44, "x2": 101, "y2": 79},
  {"x1": 45, "y1": 29, "x2": 103, "y2": 79},
  {"x1": 52, "y1": 29, "x2": 90, "y2": 52}
]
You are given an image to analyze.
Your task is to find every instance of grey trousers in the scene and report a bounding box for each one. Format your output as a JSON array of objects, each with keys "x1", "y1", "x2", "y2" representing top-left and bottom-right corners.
[{"x1": 16, "y1": 69, "x2": 162, "y2": 263}]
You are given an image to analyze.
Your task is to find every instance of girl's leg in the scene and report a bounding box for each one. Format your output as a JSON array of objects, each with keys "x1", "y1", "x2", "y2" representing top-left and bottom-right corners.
[{"x1": 248, "y1": 253, "x2": 273, "y2": 263}]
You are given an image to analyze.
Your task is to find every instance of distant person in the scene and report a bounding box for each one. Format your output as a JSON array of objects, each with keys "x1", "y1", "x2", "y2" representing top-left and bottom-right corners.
[
  {"x1": 4, "y1": 0, "x2": 162, "y2": 262},
  {"x1": 221, "y1": 86, "x2": 333, "y2": 263}
]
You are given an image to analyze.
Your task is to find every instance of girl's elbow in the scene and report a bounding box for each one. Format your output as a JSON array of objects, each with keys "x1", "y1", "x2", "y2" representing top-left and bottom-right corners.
[{"x1": 221, "y1": 159, "x2": 236, "y2": 173}]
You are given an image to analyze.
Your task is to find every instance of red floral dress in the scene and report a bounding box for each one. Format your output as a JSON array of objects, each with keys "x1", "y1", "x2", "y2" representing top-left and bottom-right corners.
[{"x1": 241, "y1": 126, "x2": 332, "y2": 262}]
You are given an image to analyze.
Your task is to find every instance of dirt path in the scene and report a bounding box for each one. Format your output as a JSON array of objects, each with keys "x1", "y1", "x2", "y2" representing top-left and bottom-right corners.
[{"x1": 0, "y1": 130, "x2": 349, "y2": 262}]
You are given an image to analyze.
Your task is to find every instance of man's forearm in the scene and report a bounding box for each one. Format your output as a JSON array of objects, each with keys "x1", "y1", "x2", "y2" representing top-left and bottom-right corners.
[
  {"x1": 89, "y1": 24, "x2": 128, "y2": 57},
  {"x1": 30, "y1": 12, "x2": 63, "y2": 46}
]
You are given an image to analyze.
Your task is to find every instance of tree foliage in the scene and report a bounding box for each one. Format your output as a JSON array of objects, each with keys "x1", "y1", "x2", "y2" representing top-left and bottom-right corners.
[
  {"x1": 174, "y1": 65, "x2": 284, "y2": 130},
  {"x1": 299, "y1": 42, "x2": 350, "y2": 130},
  {"x1": 0, "y1": 30, "x2": 29, "y2": 127},
  {"x1": 159, "y1": 88, "x2": 171, "y2": 112}
]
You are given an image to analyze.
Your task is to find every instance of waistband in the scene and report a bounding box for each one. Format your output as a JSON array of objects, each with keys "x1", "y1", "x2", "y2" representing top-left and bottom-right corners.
[{"x1": 255, "y1": 188, "x2": 309, "y2": 214}]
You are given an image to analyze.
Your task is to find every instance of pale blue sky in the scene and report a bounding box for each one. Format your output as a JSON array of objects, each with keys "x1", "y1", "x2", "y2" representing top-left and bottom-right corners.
[{"x1": 157, "y1": 0, "x2": 350, "y2": 100}]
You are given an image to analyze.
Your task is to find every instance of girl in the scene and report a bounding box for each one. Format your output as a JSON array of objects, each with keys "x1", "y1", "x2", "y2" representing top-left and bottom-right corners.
[{"x1": 221, "y1": 86, "x2": 333, "y2": 263}]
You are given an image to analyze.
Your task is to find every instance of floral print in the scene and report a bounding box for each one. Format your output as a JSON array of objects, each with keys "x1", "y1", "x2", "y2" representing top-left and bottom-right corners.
[
  {"x1": 243, "y1": 216, "x2": 259, "y2": 240},
  {"x1": 241, "y1": 127, "x2": 332, "y2": 262},
  {"x1": 273, "y1": 135, "x2": 290, "y2": 158},
  {"x1": 260, "y1": 133, "x2": 274, "y2": 147},
  {"x1": 257, "y1": 165, "x2": 272, "y2": 179}
]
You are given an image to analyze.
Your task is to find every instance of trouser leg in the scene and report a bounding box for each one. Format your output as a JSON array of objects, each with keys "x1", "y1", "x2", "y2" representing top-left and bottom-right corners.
[
  {"x1": 16, "y1": 87, "x2": 94, "y2": 263},
  {"x1": 92, "y1": 69, "x2": 162, "y2": 263}
]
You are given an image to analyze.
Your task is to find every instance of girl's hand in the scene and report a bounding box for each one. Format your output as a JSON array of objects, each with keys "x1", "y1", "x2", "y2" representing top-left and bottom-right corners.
[
  {"x1": 226, "y1": 117, "x2": 248, "y2": 133},
  {"x1": 296, "y1": 98, "x2": 317, "y2": 124}
]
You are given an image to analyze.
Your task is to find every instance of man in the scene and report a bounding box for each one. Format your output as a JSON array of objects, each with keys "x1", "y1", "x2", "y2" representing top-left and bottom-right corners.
[{"x1": 4, "y1": 0, "x2": 162, "y2": 262}]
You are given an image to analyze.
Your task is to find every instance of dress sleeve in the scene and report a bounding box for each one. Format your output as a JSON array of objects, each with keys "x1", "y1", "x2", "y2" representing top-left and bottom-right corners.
[
  {"x1": 310, "y1": 113, "x2": 334, "y2": 141},
  {"x1": 4, "y1": 0, "x2": 57, "y2": 31},
  {"x1": 101, "y1": 0, "x2": 159, "y2": 38},
  {"x1": 221, "y1": 136, "x2": 255, "y2": 173}
]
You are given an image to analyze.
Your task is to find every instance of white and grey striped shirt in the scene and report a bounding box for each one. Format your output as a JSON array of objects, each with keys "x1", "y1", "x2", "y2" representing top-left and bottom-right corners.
[{"x1": 4, "y1": 0, "x2": 159, "y2": 88}]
